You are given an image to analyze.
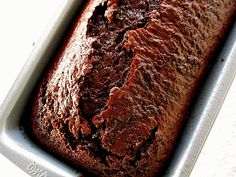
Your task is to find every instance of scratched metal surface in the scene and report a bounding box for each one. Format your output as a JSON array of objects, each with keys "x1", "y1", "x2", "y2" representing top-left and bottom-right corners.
[{"x1": 0, "y1": 0, "x2": 235, "y2": 177}]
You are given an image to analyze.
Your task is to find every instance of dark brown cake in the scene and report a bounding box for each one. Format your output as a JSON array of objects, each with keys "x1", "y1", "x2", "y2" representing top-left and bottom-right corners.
[{"x1": 31, "y1": 0, "x2": 236, "y2": 176}]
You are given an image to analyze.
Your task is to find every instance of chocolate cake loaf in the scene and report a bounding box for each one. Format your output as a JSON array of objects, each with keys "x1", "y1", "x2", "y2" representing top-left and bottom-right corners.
[{"x1": 31, "y1": 0, "x2": 236, "y2": 176}]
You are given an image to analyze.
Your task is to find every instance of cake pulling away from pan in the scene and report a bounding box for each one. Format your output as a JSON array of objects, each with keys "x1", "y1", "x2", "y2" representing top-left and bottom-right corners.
[{"x1": 31, "y1": 0, "x2": 236, "y2": 176}]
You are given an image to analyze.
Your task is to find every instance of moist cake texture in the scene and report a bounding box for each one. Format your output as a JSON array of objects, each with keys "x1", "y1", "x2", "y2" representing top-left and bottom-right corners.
[{"x1": 31, "y1": 0, "x2": 236, "y2": 176}]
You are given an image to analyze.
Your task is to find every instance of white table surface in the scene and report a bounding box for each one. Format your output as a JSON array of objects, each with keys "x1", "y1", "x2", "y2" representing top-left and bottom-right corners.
[{"x1": 0, "y1": 1, "x2": 236, "y2": 177}]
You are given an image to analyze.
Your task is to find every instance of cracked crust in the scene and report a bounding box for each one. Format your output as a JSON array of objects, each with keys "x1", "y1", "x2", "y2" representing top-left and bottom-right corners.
[{"x1": 31, "y1": 0, "x2": 236, "y2": 176}]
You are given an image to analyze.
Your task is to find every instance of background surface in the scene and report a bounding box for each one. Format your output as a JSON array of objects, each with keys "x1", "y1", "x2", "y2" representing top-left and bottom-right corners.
[{"x1": 0, "y1": 1, "x2": 236, "y2": 176}]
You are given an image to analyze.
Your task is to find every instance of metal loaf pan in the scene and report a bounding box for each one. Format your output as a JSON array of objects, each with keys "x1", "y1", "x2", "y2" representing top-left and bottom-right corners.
[{"x1": 0, "y1": 1, "x2": 236, "y2": 177}]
